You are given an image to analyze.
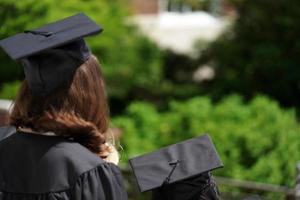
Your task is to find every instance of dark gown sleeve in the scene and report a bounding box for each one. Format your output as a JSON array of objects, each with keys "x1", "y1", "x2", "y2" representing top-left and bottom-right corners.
[
  {"x1": 70, "y1": 162, "x2": 128, "y2": 200},
  {"x1": 47, "y1": 162, "x2": 128, "y2": 200},
  {"x1": 0, "y1": 162, "x2": 128, "y2": 200}
]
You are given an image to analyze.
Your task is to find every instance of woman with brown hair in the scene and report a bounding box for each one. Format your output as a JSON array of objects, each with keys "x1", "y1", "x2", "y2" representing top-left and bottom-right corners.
[
  {"x1": 0, "y1": 13, "x2": 127, "y2": 199},
  {"x1": 0, "y1": 12, "x2": 222, "y2": 200},
  {"x1": 10, "y1": 54, "x2": 116, "y2": 162}
]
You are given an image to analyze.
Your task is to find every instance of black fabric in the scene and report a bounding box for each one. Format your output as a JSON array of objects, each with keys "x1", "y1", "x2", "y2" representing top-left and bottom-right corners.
[
  {"x1": 0, "y1": 13, "x2": 102, "y2": 60},
  {"x1": 152, "y1": 172, "x2": 220, "y2": 200},
  {"x1": 21, "y1": 39, "x2": 89, "y2": 96},
  {"x1": 0, "y1": 128, "x2": 128, "y2": 200},
  {"x1": 0, "y1": 13, "x2": 102, "y2": 96},
  {"x1": 129, "y1": 134, "x2": 223, "y2": 192},
  {"x1": 0, "y1": 126, "x2": 15, "y2": 141}
]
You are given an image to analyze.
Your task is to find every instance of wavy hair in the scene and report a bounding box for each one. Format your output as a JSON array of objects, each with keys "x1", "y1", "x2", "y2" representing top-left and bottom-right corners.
[{"x1": 9, "y1": 55, "x2": 111, "y2": 159}]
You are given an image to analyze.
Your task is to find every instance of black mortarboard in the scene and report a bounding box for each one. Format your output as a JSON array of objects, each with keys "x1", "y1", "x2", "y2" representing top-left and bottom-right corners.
[
  {"x1": 0, "y1": 13, "x2": 102, "y2": 96},
  {"x1": 129, "y1": 134, "x2": 223, "y2": 193}
]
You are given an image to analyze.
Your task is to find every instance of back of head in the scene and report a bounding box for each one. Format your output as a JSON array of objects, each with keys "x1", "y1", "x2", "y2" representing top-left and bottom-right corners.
[
  {"x1": 10, "y1": 55, "x2": 111, "y2": 159},
  {"x1": 0, "y1": 13, "x2": 112, "y2": 159}
]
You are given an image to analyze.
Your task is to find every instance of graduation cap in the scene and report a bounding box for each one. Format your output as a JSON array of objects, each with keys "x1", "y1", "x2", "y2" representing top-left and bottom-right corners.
[
  {"x1": 129, "y1": 134, "x2": 223, "y2": 193},
  {"x1": 0, "y1": 13, "x2": 103, "y2": 96}
]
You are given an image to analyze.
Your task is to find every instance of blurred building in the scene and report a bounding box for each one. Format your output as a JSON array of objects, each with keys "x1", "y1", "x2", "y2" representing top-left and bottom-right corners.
[
  {"x1": 130, "y1": 0, "x2": 160, "y2": 14},
  {"x1": 129, "y1": 0, "x2": 236, "y2": 16},
  {"x1": 129, "y1": 0, "x2": 234, "y2": 55}
]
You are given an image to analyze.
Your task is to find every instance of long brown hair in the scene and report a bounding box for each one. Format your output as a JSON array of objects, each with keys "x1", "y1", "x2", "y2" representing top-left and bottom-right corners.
[{"x1": 9, "y1": 55, "x2": 111, "y2": 158}]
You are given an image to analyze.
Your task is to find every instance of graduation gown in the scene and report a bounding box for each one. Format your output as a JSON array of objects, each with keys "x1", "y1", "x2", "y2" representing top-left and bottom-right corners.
[{"x1": 0, "y1": 127, "x2": 128, "y2": 200}]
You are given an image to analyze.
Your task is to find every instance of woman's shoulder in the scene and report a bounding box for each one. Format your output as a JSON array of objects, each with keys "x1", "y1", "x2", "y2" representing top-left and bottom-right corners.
[
  {"x1": 0, "y1": 128, "x2": 126, "y2": 196},
  {"x1": 0, "y1": 128, "x2": 104, "y2": 168},
  {"x1": 0, "y1": 161, "x2": 127, "y2": 200},
  {"x1": 0, "y1": 126, "x2": 16, "y2": 141}
]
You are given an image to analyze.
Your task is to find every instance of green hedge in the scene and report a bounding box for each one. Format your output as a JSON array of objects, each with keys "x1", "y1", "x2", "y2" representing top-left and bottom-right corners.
[
  {"x1": 113, "y1": 95, "x2": 300, "y2": 186},
  {"x1": 198, "y1": 0, "x2": 300, "y2": 112}
]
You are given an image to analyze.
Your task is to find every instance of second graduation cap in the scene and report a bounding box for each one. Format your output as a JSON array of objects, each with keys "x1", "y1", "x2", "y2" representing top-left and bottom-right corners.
[{"x1": 129, "y1": 134, "x2": 223, "y2": 192}]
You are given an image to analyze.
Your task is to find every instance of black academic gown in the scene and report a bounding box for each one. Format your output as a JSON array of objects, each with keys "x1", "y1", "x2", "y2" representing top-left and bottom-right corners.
[{"x1": 0, "y1": 127, "x2": 128, "y2": 200}]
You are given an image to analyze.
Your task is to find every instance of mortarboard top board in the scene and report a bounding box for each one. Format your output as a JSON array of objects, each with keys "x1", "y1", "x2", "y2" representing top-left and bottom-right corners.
[
  {"x1": 129, "y1": 134, "x2": 223, "y2": 193},
  {"x1": 0, "y1": 12, "x2": 102, "y2": 60},
  {"x1": 0, "y1": 13, "x2": 103, "y2": 96}
]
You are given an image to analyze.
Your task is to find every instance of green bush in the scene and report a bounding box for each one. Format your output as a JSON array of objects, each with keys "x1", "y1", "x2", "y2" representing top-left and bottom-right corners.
[
  {"x1": 0, "y1": 81, "x2": 20, "y2": 99},
  {"x1": 113, "y1": 95, "x2": 300, "y2": 186},
  {"x1": 198, "y1": 0, "x2": 300, "y2": 113}
]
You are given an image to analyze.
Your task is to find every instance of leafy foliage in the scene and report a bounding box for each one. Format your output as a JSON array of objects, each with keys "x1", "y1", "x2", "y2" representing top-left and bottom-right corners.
[
  {"x1": 113, "y1": 95, "x2": 300, "y2": 186},
  {"x1": 198, "y1": 0, "x2": 300, "y2": 112},
  {"x1": 0, "y1": 81, "x2": 20, "y2": 99}
]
